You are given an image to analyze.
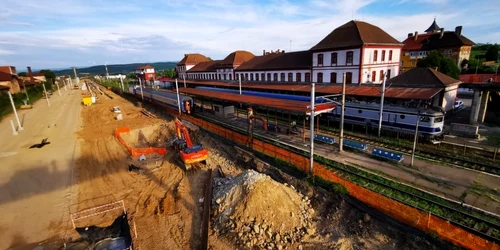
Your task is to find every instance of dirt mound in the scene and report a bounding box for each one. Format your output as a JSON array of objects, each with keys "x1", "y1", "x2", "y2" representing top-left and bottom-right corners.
[
  {"x1": 212, "y1": 170, "x2": 315, "y2": 249},
  {"x1": 120, "y1": 123, "x2": 175, "y2": 148}
]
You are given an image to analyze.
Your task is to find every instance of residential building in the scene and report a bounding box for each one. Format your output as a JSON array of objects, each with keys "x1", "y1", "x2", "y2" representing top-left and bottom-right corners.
[
  {"x1": 0, "y1": 71, "x2": 21, "y2": 93},
  {"x1": 177, "y1": 53, "x2": 211, "y2": 80},
  {"x1": 401, "y1": 19, "x2": 474, "y2": 72},
  {"x1": 235, "y1": 50, "x2": 312, "y2": 82},
  {"x1": 135, "y1": 65, "x2": 156, "y2": 83},
  {"x1": 310, "y1": 20, "x2": 403, "y2": 84},
  {"x1": 32, "y1": 73, "x2": 47, "y2": 82},
  {"x1": 386, "y1": 67, "x2": 460, "y2": 112},
  {"x1": 0, "y1": 66, "x2": 16, "y2": 75}
]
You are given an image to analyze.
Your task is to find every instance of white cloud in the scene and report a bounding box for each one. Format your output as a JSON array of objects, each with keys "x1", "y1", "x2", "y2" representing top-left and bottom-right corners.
[
  {"x1": 0, "y1": 49, "x2": 15, "y2": 55},
  {"x1": 0, "y1": 0, "x2": 498, "y2": 68}
]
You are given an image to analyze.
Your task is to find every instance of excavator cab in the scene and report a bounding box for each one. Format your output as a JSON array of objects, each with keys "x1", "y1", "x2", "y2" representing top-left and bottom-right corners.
[{"x1": 174, "y1": 118, "x2": 209, "y2": 170}]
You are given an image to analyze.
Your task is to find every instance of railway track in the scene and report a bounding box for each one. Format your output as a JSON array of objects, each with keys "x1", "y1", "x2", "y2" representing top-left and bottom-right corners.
[
  {"x1": 194, "y1": 112, "x2": 500, "y2": 245},
  {"x1": 240, "y1": 109, "x2": 500, "y2": 176}
]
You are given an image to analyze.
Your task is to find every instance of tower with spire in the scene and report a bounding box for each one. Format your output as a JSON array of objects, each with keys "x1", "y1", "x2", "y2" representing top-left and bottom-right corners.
[{"x1": 425, "y1": 18, "x2": 441, "y2": 33}]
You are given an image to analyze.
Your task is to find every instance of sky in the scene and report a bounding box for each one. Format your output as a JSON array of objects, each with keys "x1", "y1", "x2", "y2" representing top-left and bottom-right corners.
[{"x1": 0, "y1": 0, "x2": 499, "y2": 70}]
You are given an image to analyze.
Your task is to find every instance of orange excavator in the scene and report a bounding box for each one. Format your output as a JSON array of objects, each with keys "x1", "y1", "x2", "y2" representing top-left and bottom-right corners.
[{"x1": 173, "y1": 117, "x2": 208, "y2": 170}]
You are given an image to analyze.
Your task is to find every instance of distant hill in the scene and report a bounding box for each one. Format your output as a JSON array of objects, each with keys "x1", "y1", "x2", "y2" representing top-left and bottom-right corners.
[{"x1": 52, "y1": 62, "x2": 178, "y2": 76}]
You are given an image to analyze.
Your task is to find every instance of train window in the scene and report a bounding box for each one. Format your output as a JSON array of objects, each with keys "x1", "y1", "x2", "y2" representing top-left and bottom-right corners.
[
  {"x1": 434, "y1": 117, "x2": 443, "y2": 123},
  {"x1": 400, "y1": 115, "x2": 405, "y2": 119},
  {"x1": 420, "y1": 117, "x2": 430, "y2": 122},
  {"x1": 358, "y1": 110, "x2": 362, "y2": 114}
]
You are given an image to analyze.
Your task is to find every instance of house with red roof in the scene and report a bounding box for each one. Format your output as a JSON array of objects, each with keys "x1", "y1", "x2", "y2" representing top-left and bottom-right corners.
[
  {"x1": 401, "y1": 19, "x2": 474, "y2": 72},
  {"x1": 135, "y1": 65, "x2": 156, "y2": 84},
  {"x1": 176, "y1": 53, "x2": 211, "y2": 80}
]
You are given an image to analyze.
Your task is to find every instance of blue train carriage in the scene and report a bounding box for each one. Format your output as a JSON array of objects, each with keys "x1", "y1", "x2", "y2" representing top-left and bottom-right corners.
[
  {"x1": 328, "y1": 102, "x2": 444, "y2": 138},
  {"x1": 150, "y1": 91, "x2": 194, "y2": 114}
]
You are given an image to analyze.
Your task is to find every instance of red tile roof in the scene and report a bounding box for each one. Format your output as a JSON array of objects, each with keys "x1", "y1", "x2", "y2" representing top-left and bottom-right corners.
[
  {"x1": 177, "y1": 53, "x2": 211, "y2": 66},
  {"x1": 235, "y1": 51, "x2": 312, "y2": 71},
  {"x1": 218, "y1": 51, "x2": 255, "y2": 68},
  {"x1": 0, "y1": 85, "x2": 9, "y2": 91},
  {"x1": 0, "y1": 71, "x2": 16, "y2": 81},
  {"x1": 386, "y1": 67, "x2": 460, "y2": 87},
  {"x1": 402, "y1": 32, "x2": 474, "y2": 51},
  {"x1": 135, "y1": 65, "x2": 154, "y2": 70},
  {"x1": 179, "y1": 87, "x2": 336, "y2": 114},
  {"x1": 188, "y1": 60, "x2": 221, "y2": 72},
  {"x1": 311, "y1": 20, "x2": 402, "y2": 51},
  {"x1": 182, "y1": 80, "x2": 442, "y2": 100}
]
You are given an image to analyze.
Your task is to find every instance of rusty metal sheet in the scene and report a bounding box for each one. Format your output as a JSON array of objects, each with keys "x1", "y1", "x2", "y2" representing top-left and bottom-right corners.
[
  {"x1": 179, "y1": 88, "x2": 336, "y2": 114},
  {"x1": 184, "y1": 80, "x2": 441, "y2": 100}
]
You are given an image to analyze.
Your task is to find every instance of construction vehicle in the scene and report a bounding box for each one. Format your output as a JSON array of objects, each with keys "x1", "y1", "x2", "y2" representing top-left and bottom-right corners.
[{"x1": 173, "y1": 117, "x2": 208, "y2": 170}]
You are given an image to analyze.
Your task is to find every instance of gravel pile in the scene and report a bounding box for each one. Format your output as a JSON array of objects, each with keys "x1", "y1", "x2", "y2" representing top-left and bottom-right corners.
[{"x1": 212, "y1": 170, "x2": 315, "y2": 249}]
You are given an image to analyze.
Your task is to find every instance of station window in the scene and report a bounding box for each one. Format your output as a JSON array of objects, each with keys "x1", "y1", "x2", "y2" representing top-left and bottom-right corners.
[
  {"x1": 371, "y1": 71, "x2": 376, "y2": 82},
  {"x1": 288, "y1": 73, "x2": 293, "y2": 82},
  {"x1": 387, "y1": 69, "x2": 391, "y2": 79},
  {"x1": 305, "y1": 73, "x2": 311, "y2": 82},
  {"x1": 317, "y1": 72, "x2": 323, "y2": 83},
  {"x1": 318, "y1": 54, "x2": 324, "y2": 65},
  {"x1": 346, "y1": 51, "x2": 354, "y2": 64},
  {"x1": 380, "y1": 70, "x2": 384, "y2": 81},
  {"x1": 389, "y1": 50, "x2": 393, "y2": 61},
  {"x1": 280, "y1": 73, "x2": 285, "y2": 81},
  {"x1": 245, "y1": 73, "x2": 249, "y2": 81},
  {"x1": 381, "y1": 50, "x2": 386, "y2": 61},
  {"x1": 345, "y1": 72, "x2": 352, "y2": 84},
  {"x1": 261, "y1": 73, "x2": 265, "y2": 81},
  {"x1": 296, "y1": 73, "x2": 301, "y2": 82},
  {"x1": 331, "y1": 52, "x2": 337, "y2": 65},
  {"x1": 250, "y1": 74, "x2": 253, "y2": 81},
  {"x1": 374, "y1": 50, "x2": 378, "y2": 62},
  {"x1": 330, "y1": 72, "x2": 337, "y2": 83},
  {"x1": 273, "y1": 73, "x2": 278, "y2": 81},
  {"x1": 268, "y1": 73, "x2": 272, "y2": 81},
  {"x1": 255, "y1": 74, "x2": 259, "y2": 81}
]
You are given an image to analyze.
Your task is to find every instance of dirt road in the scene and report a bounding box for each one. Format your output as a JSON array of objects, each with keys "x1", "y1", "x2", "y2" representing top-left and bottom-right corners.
[{"x1": 0, "y1": 89, "x2": 82, "y2": 249}]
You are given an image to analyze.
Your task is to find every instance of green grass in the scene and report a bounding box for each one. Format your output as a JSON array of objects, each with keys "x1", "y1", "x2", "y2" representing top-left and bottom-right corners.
[{"x1": 0, "y1": 84, "x2": 52, "y2": 121}]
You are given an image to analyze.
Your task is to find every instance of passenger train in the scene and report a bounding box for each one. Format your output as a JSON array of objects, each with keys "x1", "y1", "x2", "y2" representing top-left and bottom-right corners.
[
  {"x1": 195, "y1": 86, "x2": 445, "y2": 138},
  {"x1": 129, "y1": 87, "x2": 194, "y2": 114}
]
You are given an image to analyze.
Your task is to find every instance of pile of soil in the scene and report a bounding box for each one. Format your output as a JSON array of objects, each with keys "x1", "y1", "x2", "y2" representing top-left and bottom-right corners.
[{"x1": 212, "y1": 170, "x2": 315, "y2": 249}]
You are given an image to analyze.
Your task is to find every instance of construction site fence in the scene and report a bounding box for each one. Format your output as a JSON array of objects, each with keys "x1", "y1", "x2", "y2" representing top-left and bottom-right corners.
[
  {"x1": 123, "y1": 90, "x2": 499, "y2": 250},
  {"x1": 114, "y1": 127, "x2": 167, "y2": 158}
]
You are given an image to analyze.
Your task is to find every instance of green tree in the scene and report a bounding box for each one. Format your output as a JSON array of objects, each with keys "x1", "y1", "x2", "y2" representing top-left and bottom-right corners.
[
  {"x1": 484, "y1": 44, "x2": 499, "y2": 61},
  {"x1": 127, "y1": 72, "x2": 136, "y2": 79},
  {"x1": 417, "y1": 51, "x2": 460, "y2": 79},
  {"x1": 39, "y1": 69, "x2": 56, "y2": 83},
  {"x1": 165, "y1": 68, "x2": 176, "y2": 78},
  {"x1": 18, "y1": 72, "x2": 27, "y2": 77}
]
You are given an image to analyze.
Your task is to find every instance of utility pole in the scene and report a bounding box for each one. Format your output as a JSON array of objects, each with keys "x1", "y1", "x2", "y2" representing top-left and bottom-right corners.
[
  {"x1": 42, "y1": 83, "x2": 51, "y2": 106},
  {"x1": 309, "y1": 83, "x2": 315, "y2": 175},
  {"x1": 119, "y1": 74, "x2": 124, "y2": 91},
  {"x1": 378, "y1": 72, "x2": 386, "y2": 137},
  {"x1": 175, "y1": 79, "x2": 181, "y2": 115},
  {"x1": 339, "y1": 73, "x2": 346, "y2": 151},
  {"x1": 7, "y1": 90, "x2": 23, "y2": 131},
  {"x1": 411, "y1": 110, "x2": 421, "y2": 166},
  {"x1": 138, "y1": 78, "x2": 144, "y2": 101}
]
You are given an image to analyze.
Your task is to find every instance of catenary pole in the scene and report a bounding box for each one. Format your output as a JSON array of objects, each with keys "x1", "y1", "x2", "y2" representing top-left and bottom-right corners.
[
  {"x1": 309, "y1": 83, "x2": 315, "y2": 175},
  {"x1": 378, "y1": 72, "x2": 386, "y2": 137},
  {"x1": 175, "y1": 79, "x2": 181, "y2": 115},
  {"x1": 411, "y1": 110, "x2": 420, "y2": 166},
  {"x1": 7, "y1": 90, "x2": 23, "y2": 131},
  {"x1": 339, "y1": 73, "x2": 346, "y2": 151}
]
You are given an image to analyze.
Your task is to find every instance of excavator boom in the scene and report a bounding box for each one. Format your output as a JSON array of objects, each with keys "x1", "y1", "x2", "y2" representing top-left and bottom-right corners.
[{"x1": 174, "y1": 118, "x2": 208, "y2": 170}]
